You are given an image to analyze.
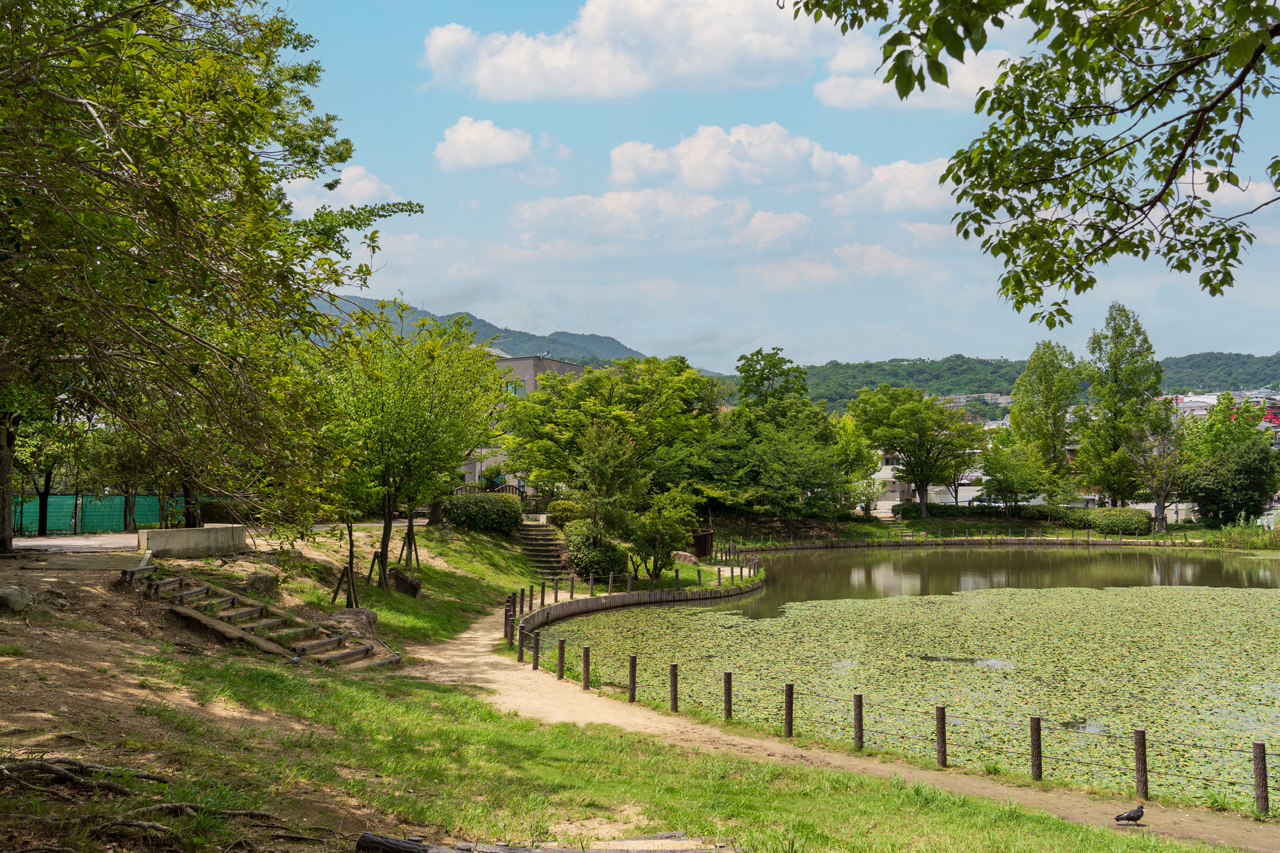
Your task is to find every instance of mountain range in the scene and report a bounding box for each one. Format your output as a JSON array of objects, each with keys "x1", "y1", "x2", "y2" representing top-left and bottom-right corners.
[{"x1": 327, "y1": 295, "x2": 1279, "y2": 399}]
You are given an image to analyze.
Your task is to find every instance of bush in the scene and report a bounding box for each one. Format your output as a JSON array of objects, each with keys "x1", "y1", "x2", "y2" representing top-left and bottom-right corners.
[
  {"x1": 894, "y1": 502, "x2": 1001, "y2": 520},
  {"x1": 547, "y1": 500, "x2": 580, "y2": 528},
  {"x1": 1088, "y1": 506, "x2": 1153, "y2": 535},
  {"x1": 564, "y1": 519, "x2": 628, "y2": 577},
  {"x1": 441, "y1": 493, "x2": 522, "y2": 536}
]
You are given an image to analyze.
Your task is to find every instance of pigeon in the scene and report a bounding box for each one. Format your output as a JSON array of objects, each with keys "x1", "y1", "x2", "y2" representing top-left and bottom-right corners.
[{"x1": 1115, "y1": 804, "x2": 1144, "y2": 826}]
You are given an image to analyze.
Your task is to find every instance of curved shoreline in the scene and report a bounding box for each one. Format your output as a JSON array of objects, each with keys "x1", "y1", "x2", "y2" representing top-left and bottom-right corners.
[{"x1": 517, "y1": 577, "x2": 764, "y2": 635}]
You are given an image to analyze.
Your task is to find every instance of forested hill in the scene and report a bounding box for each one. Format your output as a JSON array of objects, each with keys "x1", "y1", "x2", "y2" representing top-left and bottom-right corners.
[
  {"x1": 805, "y1": 356, "x2": 1027, "y2": 409},
  {"x1": 1159, "y1": 352, "x2": 1280, "y2": 392},
  {"x1": 326, "y1": 295, "x2": 646, "y2": 365}
]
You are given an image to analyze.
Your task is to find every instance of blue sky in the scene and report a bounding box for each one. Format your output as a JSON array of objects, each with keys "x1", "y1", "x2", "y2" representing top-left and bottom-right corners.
[{"x1": 285, "y1": 0, "x2": 1280, "y2": 374}]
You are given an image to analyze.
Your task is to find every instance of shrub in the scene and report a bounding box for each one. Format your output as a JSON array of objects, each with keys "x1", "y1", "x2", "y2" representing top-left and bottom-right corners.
[
  {"x1": 894, "y1": 502, "x2": 1001, "y2": 520},
  {"x1": 441, "y1": 493, "x2": 522, "y2": 535},
  {"x1": 1087, "y1": 507, "x2": 1153, "y2": 535},
  {"x1": 564, "y1": 519, "x2": 628, "y2": 577},
  {"x1": 547, "y1": 500, "x2": 581, "y2": 528},
  {"x1": 1052, "y1": 506, "x2": 1093, "y2": 529}
]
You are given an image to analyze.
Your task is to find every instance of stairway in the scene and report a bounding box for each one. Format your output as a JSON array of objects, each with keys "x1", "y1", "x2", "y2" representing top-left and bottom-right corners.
[
  {"x1": 145, "y1": 576, "x2": 399, "y2": 671},
  {"x1": 520, "y1": 521, "x2": 566, "y2": 580}
]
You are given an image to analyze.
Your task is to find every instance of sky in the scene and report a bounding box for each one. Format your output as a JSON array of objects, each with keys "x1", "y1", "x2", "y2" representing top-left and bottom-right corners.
[{"x1": 284, "y1": 0, "x2": 1280, "y2": 375}]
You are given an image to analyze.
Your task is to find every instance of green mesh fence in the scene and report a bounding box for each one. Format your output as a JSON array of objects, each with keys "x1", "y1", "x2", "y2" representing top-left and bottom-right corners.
[{"x1": 11, "y1": 495, "x2": 185, "y2": 535}]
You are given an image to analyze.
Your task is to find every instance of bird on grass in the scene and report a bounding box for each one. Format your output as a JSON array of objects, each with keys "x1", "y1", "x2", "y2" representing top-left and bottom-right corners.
[{"x1": 1115, "y1": 804, "x2": 1144, "y2": 826}]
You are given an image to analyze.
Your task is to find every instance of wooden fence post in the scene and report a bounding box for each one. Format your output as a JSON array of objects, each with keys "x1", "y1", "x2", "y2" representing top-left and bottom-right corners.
[
  {"x1": 531, "y1": 631, "x2": 540, "y2": 671},
  {"x1": 784, "y1": 683, "x2": 794, "y2": 738},
  {"x1": 1030, "y1": 716, "x2": 1042, "y2": 781},
  {"x1": 519, "y1": 587, "x2": 525, "y2": 615},
  {"x1": 627, "y1": 573, "x2": 633, "y2": 592},
  {"x1": 608, "y1": 573, "x2": 614, "y2": 594},
  {"x1": 589, "y1": 574, "x2": 594, "y2": 596},
  {"x1": 556, "y1": 638, "x2": 565, "y2": 680},
  {"x1": 669, "y1": 663, "x2": 679, "y2": 712},
  {"x1": 529, "y1": 584, "x2": 534, "y2": 609},
  {"x1": 540, "y1": 582, "x2": 546, "y2": 607},
  {"x1": 1134, "y1": 729, "x2": 1148, "y2": 799},
  {"x1": 853, "y1": 694, "x2": 863, "y2": 750},
  {"x1": 554, "y1": 577, "x2": 559, "y2": 602},
  {"x1": 628, "y1": 655, "x2": 637, "y2": 703},
  {"x1": 582, "y1": 646, "x2": 590, "y2": 691},
  {"x1": 1255, "y1": 742, "x2": 1270, "y2": 815},
  {"x1": 935, "y1": 706, "x2": 948, "y2": 768},
  {"x1": 675, "y1": 568, "x2": 680, "y2": 589},
  {"x1": 724, "y1": 672, "x2": 733, "y2": 720},
  {"x1": 570, "y1": 576, "x2": 575, "y2": 599},
  {"x1": 517, "y1": 628, "x2": 525, "y2": 663}
]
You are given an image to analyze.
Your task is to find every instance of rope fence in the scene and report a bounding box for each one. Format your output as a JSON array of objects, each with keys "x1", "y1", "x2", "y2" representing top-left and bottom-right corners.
[{"x1": 515, "y1": 629, "x2": 1277, "y2": 812}]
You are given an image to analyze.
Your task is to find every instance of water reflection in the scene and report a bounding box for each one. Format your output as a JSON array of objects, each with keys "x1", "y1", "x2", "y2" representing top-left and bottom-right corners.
[{"x1": 738, "y1": 548, "x2": 1280, "y2": 619}]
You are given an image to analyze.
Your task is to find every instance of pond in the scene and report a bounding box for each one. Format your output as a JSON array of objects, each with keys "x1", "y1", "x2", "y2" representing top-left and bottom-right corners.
[{"x1": 550, "y1": 547, "x2": 1280, "y2": 804}]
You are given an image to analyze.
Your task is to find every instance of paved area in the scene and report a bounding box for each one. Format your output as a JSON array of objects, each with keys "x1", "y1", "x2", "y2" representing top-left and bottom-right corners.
[{"x1": 12, "y1": 533, "x2": 139, "y2": 552}]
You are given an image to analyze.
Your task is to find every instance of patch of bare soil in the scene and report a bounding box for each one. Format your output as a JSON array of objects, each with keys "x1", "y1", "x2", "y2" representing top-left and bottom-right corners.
[
  {"x1": 0, "y1": 550, "x2": 408, "y2": 853},
  {"x1": 405, "y1": 612, "x2": 1280, "y2": 853}
]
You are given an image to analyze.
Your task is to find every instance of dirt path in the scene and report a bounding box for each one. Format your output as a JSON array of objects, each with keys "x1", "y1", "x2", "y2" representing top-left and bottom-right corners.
[{"x1": 404, "y1": 611, "x2": 1280, "y2": 853}]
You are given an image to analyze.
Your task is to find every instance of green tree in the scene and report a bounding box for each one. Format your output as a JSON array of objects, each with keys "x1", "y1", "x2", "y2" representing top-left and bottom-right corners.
[
  {"x1": 566, "y1": 423, "x2": 651, "y2": 534},
  {"x1": 835, "y1": 413, "x2": 884, "y2": 514},
  {"x1": 1010, "y1": 342, "x2": 1080, "y2": 477},
  {"x1": 1075, "y1": 304, "x2": 1163, "y2": 505},
  {"x1": 626, "y1": 488, "x2": 699, "y2": 580},
  {"x1": 1125, "y1": 400, "x2": 1183, "y2": 532},
  {"x1": 735, "y1": 347, "x2": 809, "y2": 407},
  {"x1": 850, "y1": 385, "x2": 985, "y2": 517},
  {"x1": 793, "y1": 0, "x2": 1280, "y2": 323},
  {"x1": 1181, "y1": 438, "x2": 1278, "y2": 526},
  {"x1": 330, "y1": 310, "x2": 509, "y2": 585},
  {"x1": 1182, "y1": 393, "x2": 1267, "y2": 459},
  {"x1": 977, "y1": 429, "x2": 1048, "y2": 513},
  {"x1": 0, "y1": 0, "x2": 419, "y2": 552}
]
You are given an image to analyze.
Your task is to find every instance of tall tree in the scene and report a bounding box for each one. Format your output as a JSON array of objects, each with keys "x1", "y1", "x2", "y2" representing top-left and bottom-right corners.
[
  {"x1": 793, "y1": 0, "x2": 1280, "y2": 323},
  {"x1": 1010, "y1": 342, "x2": 1080, "y2": 477},
  {"x1": 1125, "y1": 400, "x2": 1183, "y2": 532},
  {"x1": 1075, "y1": 304, "x2": 1163, "y2": 505},
  {"x1": 977, "y1": 429, "x2": 1048, "y2": 514},
  {"x1": 0, "y1": 0, "x2": 419, "y2": 551},
  {"x1": 735, "y1": 347, "x2": 809, "y2": 407},
  {"x1": 850, "y1": 385, "x2": 985, "y2": 517}
]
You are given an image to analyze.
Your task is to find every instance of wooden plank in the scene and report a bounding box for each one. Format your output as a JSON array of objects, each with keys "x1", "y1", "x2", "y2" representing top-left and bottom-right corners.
[{"x1": 169, "y1": 604, "x2": 294, "y2": 658}]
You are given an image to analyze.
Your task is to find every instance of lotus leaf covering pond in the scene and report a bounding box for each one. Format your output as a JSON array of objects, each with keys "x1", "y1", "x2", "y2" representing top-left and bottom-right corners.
[{"x1": 551, "y1": 570, "x2": 1280, "y2": 804}]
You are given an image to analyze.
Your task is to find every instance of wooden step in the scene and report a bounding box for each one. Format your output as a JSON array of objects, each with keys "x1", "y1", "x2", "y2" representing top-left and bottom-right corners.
[
  {"x1": 173, "y1": 585, "x2": 213, "y2": 603},
  {"x1": 219, "y1": 605, "x2": 267, "y2": 623},
  {"x1": 196, "y1": 594, "x2": 238, "y2": 612},
  {"x1": 343, "y1": 653, "x2": 401, "y2": 671},
  {"x1": 315, "y1": 644, "x2": 373, "y2": 665},
  {"x1": 241, "y1": 617, "x2": 287, "y2": 633},
  {"x1": 270, "y1": 625, "x2": 319, "y2": 642},
  {"x1": 293, "y1": 634, "x2": 345, "y2": 655},
  {"x1": 146, "y1": 577, "x2": 185, "y2": 595}
]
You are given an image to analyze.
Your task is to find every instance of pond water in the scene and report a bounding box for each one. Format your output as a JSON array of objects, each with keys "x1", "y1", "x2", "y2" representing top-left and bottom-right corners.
[
  {"x1": 550, "y1": 547, "x2": 1280, "y2": 801},
  {"x1": 742, "y1": 547, "x2": 1280, "y2": 618}
]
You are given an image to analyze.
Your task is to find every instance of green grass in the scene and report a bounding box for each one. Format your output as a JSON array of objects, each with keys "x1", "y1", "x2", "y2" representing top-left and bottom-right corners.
[
  {"x1": 294, "y1": 526, "x2": 540, "y2": 645},
  {"x1": 0, "y1": 642, "x2": 25, "y2": 656},
  {"x1": 132, "y1": 653, "x2": 1213, "y2": 852}
]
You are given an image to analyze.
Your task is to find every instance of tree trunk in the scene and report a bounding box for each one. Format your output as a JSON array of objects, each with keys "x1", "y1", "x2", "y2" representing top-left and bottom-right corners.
[
  {"x1": 378, "y1": 494, "x2": 394, "y2": 588},
  {"x1": 345, "y1": 518, "x2": 358, "y2": 608},
  {"x1": 183, "y1": 482, "x2": 199, "y2": 528},
  {"x1": 1153, "y1": 497, "x2": 1167, "y2": 533},
  {"x1": 123, "y1": 490, "x2": 136, "y2": 532},
  {"x1": 916, "y1": 482, "x2": 930, "y2": 518},
  {"x1": 0, "y1": 413, "x2": 18, "y2": 553},
  {"x1": 36, "y1": 468, "x2": 52, "y2": 537}
]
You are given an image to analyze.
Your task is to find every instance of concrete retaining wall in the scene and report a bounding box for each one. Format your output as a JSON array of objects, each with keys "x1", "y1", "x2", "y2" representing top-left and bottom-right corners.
[
  {"x1": 137, "y1": 524, "x2": 247, "y2": 558},
  {"x1": 519, "y1": 578, "x2": 764, "y2": 634}
]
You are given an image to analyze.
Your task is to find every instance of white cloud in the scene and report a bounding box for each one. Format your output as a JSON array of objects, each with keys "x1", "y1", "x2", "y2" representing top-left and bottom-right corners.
[
  {"x1": 823, "y1": 158, "x2": 953, "y2": 214},
  {"x1": 515, "y1": 189, "x2": 752, "y2": 243},
  {"x1": 741, "y1": 211, "x2": 810, "y2": 249},
  {"x1": 435, "y1": 116, "x2": 534, "y2": 171},
  {"x1": 283, "y1": 165, "x2": 403, "y2": 217},
  {"x1": 816, "y1": 49, "x2": 1011, "y2": 111},
  {"x1": 422, "y1": 0, "x2": 832, "y2": 101},
  {"x1": 735, "y1": 258, "x2": 845, "y2": 293},
  {"x1": 834, "y1": 242, "x2": 923, "y2": 277},
  {"x1": 610, "y1": 122, "x2": 864, "y2": 190}
]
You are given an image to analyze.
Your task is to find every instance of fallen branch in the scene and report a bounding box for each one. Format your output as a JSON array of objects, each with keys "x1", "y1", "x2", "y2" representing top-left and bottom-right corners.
[{"x1": 0, "y1": 760, "x2": 133, "y2": 795}]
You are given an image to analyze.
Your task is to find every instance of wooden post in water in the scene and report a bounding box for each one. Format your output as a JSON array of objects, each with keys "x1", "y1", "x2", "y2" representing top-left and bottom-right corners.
[
  {"x1": 531, "y1": 631, "x2": 540, "y2": 671},
  {"x1": 784, "y1": 683, "x2": 794, "y2": 738},
  {"x1": 853, "y1": 694, "x2": 864, "y2": 750},
  {"x1": 723, "y1": 672, "x2": 733, "y2": 719},
  {"x1": 935, "y1": 706, "x2": 948, "y2": 768},
  {"x1": 669, "y1": 663, "x2": 678, "y2": 712},
  {"x1": 628, "y1": 655, "x2": 637, "y2": 703},
  {"x1": 582, "y1": 646, "x2": 591, "y2": 691},
  {"x1": 1030, "y1": 716, "x2": 1042, "y2": 781},
  {"x1": 1134, "y1": 729, "x2": 1149, "y2": 799},
  {"x1": 1255, "y1": 742, "x2": 1269, "y2": 815},
  {"x1": 556, "y1": 638, "x2": 565, "y2": 680}
]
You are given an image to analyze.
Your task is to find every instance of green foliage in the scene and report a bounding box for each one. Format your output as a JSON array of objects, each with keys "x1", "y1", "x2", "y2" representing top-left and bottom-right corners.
[
  {"x1": 1161, "y1": 352, "x2": 1280, "y2": 393},
  {"x1": 894, "y1": 502, "x2": 1001, "y2": 520},
  {"x1": 1182, "y1": 393, "x2": 1267, "y2": 461},
  {"x1": 546, "y1": 500, "x2": 581, "y2": 528},
  {"x1": 977, "y1": 430, "x2": 1048, "y2": 511},
  {"x1": 0, "y1": 642, "x2": 25, "y2": 657},
  {"x1": 805, "y1": 355, "x2": 1025, "y2": 411},
  {"x1": 563, "y1": 519, "x2": 628, "y2": 577},
  {"x1": 442, "y1": 493, "x2": 522, "y2": 536},
  {"x1": 1181, "y1": 438, "x2": 1279, "y2": 527},
  {"x1": 1086, "y1": 507, "x2": 1154, "y2": 535},
  {"x1": 627, "y1": 488, "x2": 699, "y2": 579},
  {"x1": 736, "y1": 347, "x2": 809, "y2": 407},
  {"x1": 793, "y1": 0, "x2": 1280, "y2": 321},
  {"x1": 566, "y1": 422, "x2": 651, "y2": 532},
  {"x1": 1010, "y1": 342, "x2": 1080, "y2": 476}
]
